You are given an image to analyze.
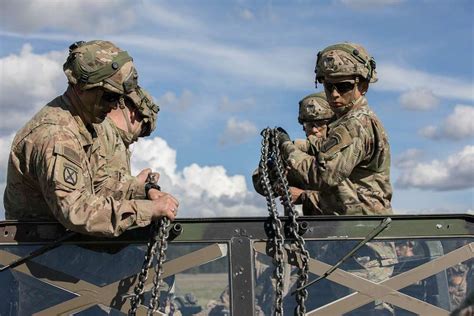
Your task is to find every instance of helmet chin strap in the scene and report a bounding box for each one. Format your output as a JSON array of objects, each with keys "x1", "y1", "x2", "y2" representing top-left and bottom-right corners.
[{"x1": 118, "y1": 101, "x2": 141, "y2": 145}]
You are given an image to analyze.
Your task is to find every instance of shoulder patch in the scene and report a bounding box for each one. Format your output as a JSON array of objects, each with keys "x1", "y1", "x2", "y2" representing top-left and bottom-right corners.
[
  {"x1": 321, "y1": 125, "x2": 352, "y2": 156},
  {"x1": 63, "y1": 164, "x2": 79, "y2": 185}
]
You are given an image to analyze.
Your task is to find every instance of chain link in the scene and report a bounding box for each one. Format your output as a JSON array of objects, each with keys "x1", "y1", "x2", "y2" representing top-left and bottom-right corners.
[
  {"x1": 129, "y1": 178, "x2": 170, "y2": 315},
  {"x1": 259, "y1": 128, "x2": 286, "y2": 315},
  {"x1": 259, "y1": 127, "x2": 310, "y2": 315},
  {"x1": 129, "y1": 222, "x2": 160, "y2": 315},
  {"x1": 148, "y1": 218, "x2": 170, "y2": 315},
  {"x1": 272, "y1": 130, "x2": 310, "y2": 315}
]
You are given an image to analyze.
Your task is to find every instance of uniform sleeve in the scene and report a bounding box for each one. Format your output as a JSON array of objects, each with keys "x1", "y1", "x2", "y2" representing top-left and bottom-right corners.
[
  {"x1": 33, "y1": 128, "x2": 154, "y2": 237},
  {"x1": 284, "y1": 120, "x2": 371, "y2": 190},
  {"x1": 300, "y1": 190, "x2": 323, "y2": 216}
]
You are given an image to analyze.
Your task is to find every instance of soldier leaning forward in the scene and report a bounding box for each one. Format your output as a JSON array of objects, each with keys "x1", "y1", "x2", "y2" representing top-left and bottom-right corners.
[
  {"x1": 4, "y1": 40, "x2": 178, "y2": 237},
  {"x1": 92, "y1": 86, "x2": 159, "y2": 200}
]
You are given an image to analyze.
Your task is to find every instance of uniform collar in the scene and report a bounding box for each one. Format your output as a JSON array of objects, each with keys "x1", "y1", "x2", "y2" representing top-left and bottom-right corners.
[{"x1": 61, "y1": 94, "x2": 95, "y2": 148}]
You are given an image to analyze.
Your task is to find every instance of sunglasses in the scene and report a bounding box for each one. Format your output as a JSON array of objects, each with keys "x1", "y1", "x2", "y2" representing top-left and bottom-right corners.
[
  {"x1": 303, "y1": 120, "x2": 330, "y2": 130},
  {"x1": 102, "y1": 91, "x2": 122, "y2": 103},
  {"x1": 324, "y1": 81, "x2": 355, "y2": 94}
]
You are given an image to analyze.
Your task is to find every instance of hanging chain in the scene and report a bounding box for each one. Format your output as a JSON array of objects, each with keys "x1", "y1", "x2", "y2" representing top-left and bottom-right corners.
[
  {"x1": 259, "y1": 128, "x2": 286, "y2": 316},
  {"x1": 148, "y1": 217, "x2": 170, "y2": 315},
  {"x1": 259, "y1": 127, "x2": 310, "y2": 315},
  {"x1": 129, "y1": 178, "x2": 171, "y2": 315},
  {"x1": 129, "y1": 222, "x2": 159, "y2": 315},
  {"x1": 271, "y1": 129, "x2": 310, "y2": 316}
]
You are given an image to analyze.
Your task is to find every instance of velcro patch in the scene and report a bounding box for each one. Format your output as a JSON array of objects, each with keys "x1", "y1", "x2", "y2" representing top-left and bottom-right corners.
[
  {"x1": 54, "y1": 144, "x2": 81, "y2": 166},
  {"x1": 320, "y1": 125, "x2": 352, "y2": 156}
]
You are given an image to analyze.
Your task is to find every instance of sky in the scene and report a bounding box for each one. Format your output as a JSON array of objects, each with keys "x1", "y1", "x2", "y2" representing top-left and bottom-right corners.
[{"x1": 0, "y1": 0, "x2": 473, "y2": 219}]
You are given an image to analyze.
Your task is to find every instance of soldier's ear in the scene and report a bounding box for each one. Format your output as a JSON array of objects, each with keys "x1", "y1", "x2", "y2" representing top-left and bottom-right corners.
[{"x1": 358, "y1": 80, "x2": 369, "y2": 95}]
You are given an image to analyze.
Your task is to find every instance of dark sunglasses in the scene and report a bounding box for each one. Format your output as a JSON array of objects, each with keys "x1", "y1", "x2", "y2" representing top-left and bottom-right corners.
[
  {"x1": 102, "y1": 91, "x2": 122, "y2": 103},
  {"x1": 303, "y1": 120, "x2": 330, "y2": 129},
  {"x1": 324, "y1": 81, "x2": 355, "y2": 94}
]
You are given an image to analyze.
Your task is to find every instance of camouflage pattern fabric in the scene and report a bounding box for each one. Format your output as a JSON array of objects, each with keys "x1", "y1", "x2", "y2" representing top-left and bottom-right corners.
[
  {"x1": 298, "y1": 91, "x2": 333, "y2": 124},
  {"x1": 4, "y1": 95, "x2": 154, "y2": 237},
  {"x1": 63, "y1": 40, "x2": 137, "y2": 95},
  {"x1": 282, "y1": 96, "x2": 393, "y2": 215},
  {"x1": 92, "y1": 117, "x2": 146, "y2": 200}
]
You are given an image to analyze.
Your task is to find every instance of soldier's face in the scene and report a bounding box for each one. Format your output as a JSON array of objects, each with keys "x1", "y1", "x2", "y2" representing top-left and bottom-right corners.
[
  {"x1": 303, "y1": 121, "x2": 329, "y2": 138},
  {"x1": 323, "y1": 76, "x2": 362, "y2": 109},
  {"x1": 95, "y1": 91, "x2": 121, "y2": 122}
]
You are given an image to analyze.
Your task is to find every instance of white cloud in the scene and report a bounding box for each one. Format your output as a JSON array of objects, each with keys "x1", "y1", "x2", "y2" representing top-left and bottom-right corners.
[
  {"x1": 394, "y1": 149, "x2": 423, "y2": 169},
  {"x1": 377, "y1": 63, "x2": 474, "y2": 102},
  {"x1": 141, "y1": 1, "x2": 203, "y2": 31},
  {"x1": 339, "y1": 0, "x2": 404, "y2": 8},
  {"x1": 0, "y1": 134, "x2": 15, "y2": 219},
  {"x1": 239, "y1": 9, "x2": 255, "y2": 21},
  {"x1": 419, "y1": 105, "x2": 474, "y2": 140},
  {"x1": 399, "y1": 88, "x2": 440, "y2": 111},
  {"x1": 218, "y1": 96, "x2": 256, "y2": 112},
  {"x1": 0, "y1": 0, "x2": 135, "y2": 34},
  {"x1": 219, "y1": 117, "x2": 258, "y2": 145},
  {"x1": 0, "y1": 44, "x2": 66, "y2": 135},
  {"x1": 396, "y1": 146, "x2": 474, "y2": 191},
  {"x1": 157, "y1": 90, "x2": 194, "y2": 112},
  {"x1": 130, "y1": 136, "x2": 266, "y2": 217}
]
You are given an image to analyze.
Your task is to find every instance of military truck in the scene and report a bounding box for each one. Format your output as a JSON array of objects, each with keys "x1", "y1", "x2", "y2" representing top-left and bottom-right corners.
[{"x1": 1, "y1": 214, "x2": 472, "y2": 315}]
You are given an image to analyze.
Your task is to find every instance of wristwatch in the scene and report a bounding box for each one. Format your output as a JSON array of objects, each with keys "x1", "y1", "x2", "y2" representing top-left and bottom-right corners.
[{"x1": 145, "y1": 182, "x2": 161, "y2": 197}]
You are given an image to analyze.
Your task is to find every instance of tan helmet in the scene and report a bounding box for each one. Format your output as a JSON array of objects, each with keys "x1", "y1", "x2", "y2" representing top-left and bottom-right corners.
[
  {"x1": 63, "y1": 40, "x2": 138, "y2": 95},
  {"x1": 124, "y1": 86, "x2": 159, "y2": 137},
  {"x1": 315, "y1": 42, "x2": 377, "y2": 84},
  {"x1": 298, "y1": 92, "x2": 334, "y2": 124}
]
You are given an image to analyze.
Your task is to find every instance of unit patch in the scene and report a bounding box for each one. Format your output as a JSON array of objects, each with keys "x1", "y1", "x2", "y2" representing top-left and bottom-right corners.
[{"x1": 63, "y1": 165, "x2": 78, "y2": 186}]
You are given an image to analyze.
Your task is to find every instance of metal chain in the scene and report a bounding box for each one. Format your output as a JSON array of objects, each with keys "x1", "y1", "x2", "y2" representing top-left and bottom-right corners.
[
  {"x1": 259, "y1": 128, "x2": 286, "y2": 316},
  {"x1": 129, "y1": 222, "x2": 160, "y2": 315},
  {"x1": 129, "y1": 175, "x2": 171, "y2": 315},
  {"x1": 271, "y1": 129, "x2": 310, "y2": 315},
  {"x1": 148, "y1": 217, "x2": 170, "y2": 315}
]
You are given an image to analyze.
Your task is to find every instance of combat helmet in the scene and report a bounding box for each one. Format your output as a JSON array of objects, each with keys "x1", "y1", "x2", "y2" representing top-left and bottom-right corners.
[
  {"x1": 298, "y1": 92, "x2": 333, "y2": 124},
  {"x1": 63, "y1": 40, "x2": 138, "y2": 95},
  {"x1": 315, "y1": 42, "x2": 377, "y2": 84},
  {"x1": 124, "y1": 86, "x2": 160, "y2": 137}
]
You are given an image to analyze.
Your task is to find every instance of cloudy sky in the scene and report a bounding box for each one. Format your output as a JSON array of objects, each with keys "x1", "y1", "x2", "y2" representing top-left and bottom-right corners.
[{"x1": 0, "y1": 0, "x2": 472, "y2": 218}]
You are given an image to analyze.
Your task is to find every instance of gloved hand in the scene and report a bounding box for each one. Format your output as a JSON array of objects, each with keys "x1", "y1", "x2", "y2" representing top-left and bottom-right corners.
[{"x1": 276, "y1": 127, "x2": 291, "y2": 144}]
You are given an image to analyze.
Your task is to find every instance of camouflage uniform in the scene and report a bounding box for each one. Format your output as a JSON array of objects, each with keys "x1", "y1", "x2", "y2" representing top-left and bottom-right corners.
[
  {"x1": 280, "y1": 43, "x2": 397, "y2": 314},
  {"x1": 292, "y1": 92, "x2": 335, "y2": 215},
  {"x1": 93, "y1": 86, "x2": 159, "y2": 200},
  {"x1": 3, "y1": 41, "x2": 155, "y2": 237}
]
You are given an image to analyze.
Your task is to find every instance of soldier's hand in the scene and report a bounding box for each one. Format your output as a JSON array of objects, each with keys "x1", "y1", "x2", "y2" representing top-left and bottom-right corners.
[
  {"x1": 136, "y1": 168, "x2": 152, "y2": 185},
  {"x1": 276, "y1": 127, "x2": 291, "y2": 144},
  {"x1": 147, "y1": 188, "x2": 166, "y2": 200},
  {"x1": 289, "y1": 186, "x2": 304, "y2": 204},
  {"x1": 150, "y1": 193, "x2": 179, "y2": 221}
]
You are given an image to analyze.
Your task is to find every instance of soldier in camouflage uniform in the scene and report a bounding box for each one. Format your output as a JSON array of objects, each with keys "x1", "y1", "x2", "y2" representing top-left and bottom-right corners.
[
  {"x1": 4, "y1": 40, "x2": 178, "y2": 237},
  {"x1": 289, "y1": 92, "x2": 335, "y2": 215},
  {"x1": 277, "y1": 42, "x2": 397, "y2": 314},
  {"x1": 93, "y1": 86, "x2": 160, "y2": 200}
]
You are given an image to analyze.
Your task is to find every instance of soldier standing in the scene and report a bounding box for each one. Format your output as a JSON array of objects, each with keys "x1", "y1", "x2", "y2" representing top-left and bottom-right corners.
[
  {"x1": 277, "y1": 42, "x2": 398, "y2": 314},
  {"x1": 289, "y1": 92, "x2": 335, "y2": 215},
  {"x1": 4, "y1": 40, "x2": 178, "y2": 237}
]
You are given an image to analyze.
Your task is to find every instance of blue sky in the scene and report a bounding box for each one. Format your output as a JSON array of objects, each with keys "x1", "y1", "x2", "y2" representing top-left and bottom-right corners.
[{"x1": 0, "y1": 0, "x2": 473, "y2": 218}]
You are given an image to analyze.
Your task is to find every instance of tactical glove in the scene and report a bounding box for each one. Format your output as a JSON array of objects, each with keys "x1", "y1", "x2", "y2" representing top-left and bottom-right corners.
[{"x1": 276, "y1": 127, "x2": 291, "y2": 145}]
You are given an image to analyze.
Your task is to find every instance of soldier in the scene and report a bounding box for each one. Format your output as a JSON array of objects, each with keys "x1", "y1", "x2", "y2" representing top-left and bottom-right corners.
[
  {"x1": 4, "y1": 40, "x2": 178, "y2": 237},
  {"x1": 93, "y1": 86, "x2": 160, "y2": 200},
  {"x1": 277, "y1": 42, "x2": 397, "y2": 314},
  {"x1": 289, "y1": 92, "x2": 335, "y2": 215}
]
